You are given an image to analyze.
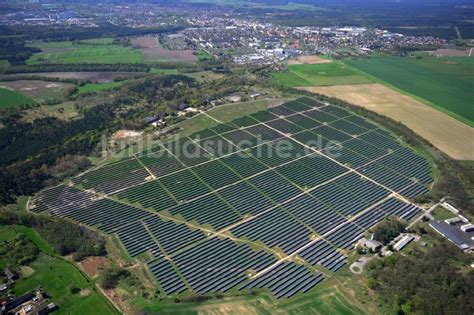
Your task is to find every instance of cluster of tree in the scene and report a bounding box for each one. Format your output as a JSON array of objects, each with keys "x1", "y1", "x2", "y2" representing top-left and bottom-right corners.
[
  {"x1": 98, "y1": 266, "x2": 131, "y2": 290},
  {"x1": 0, "y1": 72, "x2": 262, "y2": 204},
  {"x1": 127, "y1": 74, "x2": 196, "y2": 106},
  {"x1": 0, "y1": 106, "x2": 115, "y2": 204},
  {"x1": 45, "y1": 155, "x2": 91, "y2": 183},
  {"x1": 112, "y1": 37, "x2": 132, "y2": 47},
  {"x1": 0, "y1": 38, "x2": 41, "y2": 65},
  {"x1": 372, "y1": 219, "x2": 406, "y2": 245},
  {"x1": 0, "y1": 23, "x2": 184, "y2": 42},
  {"x1": 251, "y1": 2, "x2": 469, "y2": 39},
  {"x1": 0, "y1": 211, "x2": 106, "y2": 261},
  {"x1": 385, "y1": 27, "x2": 458, "y2": 40},
  {"x1": 389, "y1": 44, "x2": 442, "y2": 57},
  {"x1": 366, "y1": 240, "x2": 474, "y2": 314},
  {"x1": 2, "y1": 63, "x2": 151, "y2": 74},
  {"x1": 173, "y1": 294, "x2": 222, "y2": 304},
  {"x1": 74, "y1": 38, "x2": 130, "y2": 47},
  {"x1": 0, "y1": 106, "x2": 115, "y2": 166},
  {"x1": 0, "y1": 233, "x2": 39, "y2": 266},
  {"x1": 432, "y1": 160, "x2": 474, "y2": 213},
  {"x1": 36, "y1": 220, "x2": 105, "y2": 261},
  {"x1": 1, "y1": 59, "x2": 227, "y2": 76},
  {"x1": 0, "y1": 74, "x2": 85, "y2": 85}
]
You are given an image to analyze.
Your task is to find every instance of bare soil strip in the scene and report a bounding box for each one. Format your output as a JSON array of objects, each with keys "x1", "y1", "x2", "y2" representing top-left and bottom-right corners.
[
  {"x1": 426, "y1": 48, "x2": 471, "y2": 57},
  {"x1": 132, "y1": 36, "x2": 197, "y2": 62},
  {"x1": 298, "y1": 83, "x2": 474, "y2": 160},
  {"x1": 288, "y1": 55, "x2": 333, "y2": 65}
]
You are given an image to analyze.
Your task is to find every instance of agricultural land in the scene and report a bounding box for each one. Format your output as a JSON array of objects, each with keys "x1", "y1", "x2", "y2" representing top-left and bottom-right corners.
[
  {"x1": 270, "y1": 62, "x2": 373, "y2": 87},
  {"x1": 26, "y1": 41, "x2": 143, "y2": 65},
  {"x1": 345, "y1": 54, "x2": 474, "y2": 125},
  {"x1": 297, "y1": 84, "x2": 474, "y2": 160},
  {"x1": 132, "y1": 37, "x2": 198, "y2": 62},
  {"x1": 272, "y1": 54, "x2": 474, "y2": 160},
  {"x1": 0, "y1": 87, "x2": 35, "y2": 108}
]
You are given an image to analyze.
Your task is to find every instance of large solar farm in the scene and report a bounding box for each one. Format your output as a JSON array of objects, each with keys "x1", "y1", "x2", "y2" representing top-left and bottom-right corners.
[{"x1": 30, "y1": 96, "x2": 433, "y2": 299}]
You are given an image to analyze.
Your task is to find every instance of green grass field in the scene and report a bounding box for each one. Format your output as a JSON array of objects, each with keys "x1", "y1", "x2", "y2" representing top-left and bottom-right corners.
[
  {"x1": 345, "y1": 55, "x2": 474, "y2": 124},
  {"x1": 1, "y1": 80, "x2": 75, "y2": 104},
  {"x1": 169, "y1": 99, "x2": 269, "y2": 137},
  {"x1": 77, "y1": 81, "x2": 123, "y2": 94},
  {"x1": 195, "y1": 50, "x2": 212, "y2": 61},
  {"x1": 150, "y1": 67, "x2": 179, "y2": 74},
  {"x1": 0, "y1": 87, "x2": 35, "y2": 108},
  {"x1": 13, "y1": 255, "x2": 118, "y2": 315},
  {"x1": 206, "y1": 99, "x2": 270, "y2": 121},
  {"x1": 0, "y1": 59, "x2": 10, "y2": 68},
  {"x1": 136, "y1": 282, "x2": 367, "y2": 315},
  {"x1": 270, "y1": 62, "x2": 373, "y2": 87},
  {"x1": 11, "y1": 225, "x2": 56, "y2": 255},
  {"x1": 78, "y1": 38, "x2": 115, "y2": 45},
  {"x1": 432, "y1": 206, "x2": 456, "y2": 220},
  {"x1": 0, "y1": 225, "x2": 118, "y2": 315},
  {"x1": 27, "y1": 41, "x2": 142, "y2": 64},
  {"x1": 28, "y1": 41, "x2": 73, "y2": 49}
]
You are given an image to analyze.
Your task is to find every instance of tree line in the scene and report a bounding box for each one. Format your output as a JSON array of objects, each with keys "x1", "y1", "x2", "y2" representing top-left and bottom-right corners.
[{"x1": 2, "y1": 63, "x2": 151, "y2": 74}]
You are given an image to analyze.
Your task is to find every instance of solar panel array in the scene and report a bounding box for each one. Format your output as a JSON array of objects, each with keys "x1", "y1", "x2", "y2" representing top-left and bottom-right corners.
[{"x1": 31, "y1": 96, "x2": 431, "y2": 299}]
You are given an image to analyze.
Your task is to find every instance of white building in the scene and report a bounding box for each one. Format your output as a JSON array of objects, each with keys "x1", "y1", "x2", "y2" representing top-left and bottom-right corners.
[
  {"x1": 461, "y1": 224, "x2": 474, "y2": 233},
  {"x1": 393, "y1": 235, "x2": 415, "y2": 251},
  {"x1": 358, "y1": 238, "x2": 382, "y2": 252}
]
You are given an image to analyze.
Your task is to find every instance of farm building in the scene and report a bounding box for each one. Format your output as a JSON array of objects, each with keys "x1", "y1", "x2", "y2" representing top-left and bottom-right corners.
[
  {"x1": 357, "y1": 238, "x2": 382, "y2": 252},
  {"x1": 445, "y1": 217, "x2": 462, "y2": 225},
  {"x1": 226, "y1": 94, "x2": 242, "y2": 103},
  {"x1": 460, "y1": 224, "x2": 474, "y2": 233},
  {"x1": 393, "y1": 235, "x2": 414, "y2": 251},
  {"x1": 143, "y1": 116, "x2": 160, "y2": 125},
  {"x1": 4, "y1": 292, "x2": 35, "y2": 312},
  {"x1": 431, "y1": 221, "x2": 474, "y2": 251},
  {"x1": 4, "y1": 267, "x2": 18, "y2": 281},
  {"x1": 441, "y1": 202, "x2": 460, "y2": 214}
]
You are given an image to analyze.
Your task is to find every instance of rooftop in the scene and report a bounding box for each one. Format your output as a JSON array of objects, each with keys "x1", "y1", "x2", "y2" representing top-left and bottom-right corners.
[
  {"x1": 430, "y1": 221, "x2": 474, "y2": 250},
  {"x1": 393, "y1": 235, "x2": 414, "y2": 251}
]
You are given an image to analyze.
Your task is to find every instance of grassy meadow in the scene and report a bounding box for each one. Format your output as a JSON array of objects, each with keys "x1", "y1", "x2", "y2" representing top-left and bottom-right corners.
[
  {"x1": 150, "y1": 67, "x2": 179, "y2": 75},
  {"x1": 1, "y1": 80, "x2": 75, "y2": 104},
  {"x1": 136, "y1": 276, "x2": 369, "y2": 315},
  {"x1": 77, "y1": 81, "x2": 123, "y2": 95},
  {"x1": 78, "y1": 38, "x2": 115, "y2": 45},
  {"x1": 271, "y1": 62, "x2": 373, "y2": 87},
  {"x1": 345, "y1": 55, "x2": 474, "y2": 124},
  {"x1": 0, "y1": 87, "x2": 35, "y2": 108},
  {"x1": 0, "y1": 60, "x2": 10, "y2": 68},
  {"x1": 26, "y1": 41, "x2": 142, "y2": 64},
  {"x1": 195, "y1": 50, "x2": 212, "y2": 61}
]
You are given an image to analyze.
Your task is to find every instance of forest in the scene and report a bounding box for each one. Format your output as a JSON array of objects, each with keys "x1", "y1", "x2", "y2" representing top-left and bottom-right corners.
[
  {"x1": 0, "y1": 71, "x2": 260, "y2": 205},
  {"x1": 238, "y1": 0, "x2": 473, "y2": 39},
  {"x1": 0, "y1": 211, "x2": 106, "y2": 261},
  {"x1": 366, "y1": 240, "x2": 474, "y2": 314}
]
